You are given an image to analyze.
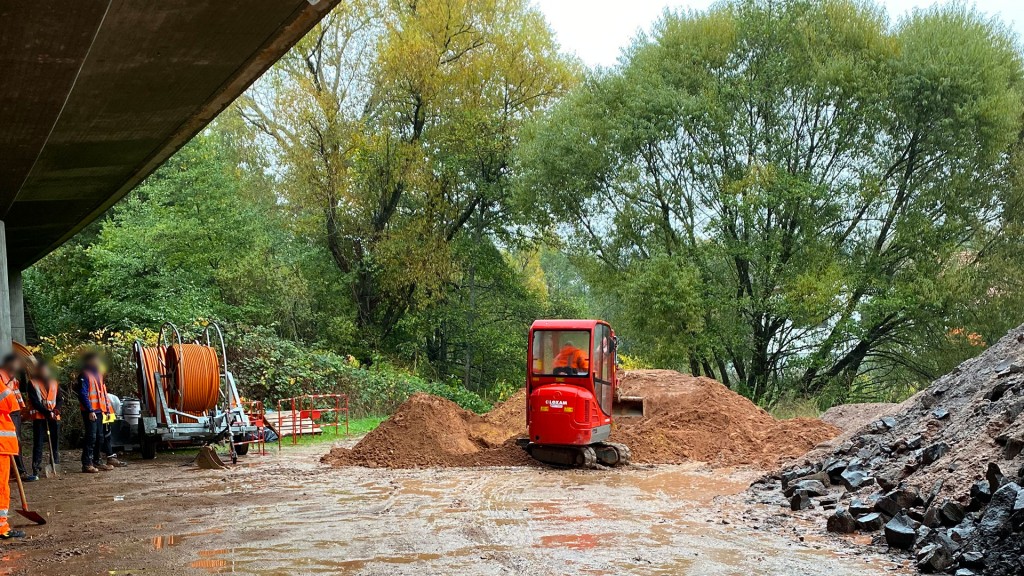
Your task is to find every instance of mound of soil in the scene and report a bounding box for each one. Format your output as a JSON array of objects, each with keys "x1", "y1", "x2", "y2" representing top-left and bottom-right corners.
[
  {"x1": 321, "y1": 393, "x2": 531, "y2": 468},
  {"x1": 323, "y1": 370, "x2": 838, "y2": 470},
  {"x1": 613, "y1": 371, "x2": 839, "y2": 467}
]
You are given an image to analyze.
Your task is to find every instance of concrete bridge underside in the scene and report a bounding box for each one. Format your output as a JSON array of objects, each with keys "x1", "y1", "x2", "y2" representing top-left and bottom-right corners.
[{"x1": 0, "y1": 1, "x2": 341, "y2": 354}]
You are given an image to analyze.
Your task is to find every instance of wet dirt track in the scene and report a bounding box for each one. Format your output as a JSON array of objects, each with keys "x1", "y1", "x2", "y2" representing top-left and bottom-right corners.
[{"x1": 1, "y1": 446, "x2": 909, "y2": 575}]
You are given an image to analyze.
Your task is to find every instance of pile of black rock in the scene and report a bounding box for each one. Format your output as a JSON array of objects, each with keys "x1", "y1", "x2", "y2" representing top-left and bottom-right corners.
[
  {"x1": 773, "y1": 456, "x2": 1023, "y2": 575},
  {"x1": 753, "y1": 325, "x2": 1024, "y2": 575}
]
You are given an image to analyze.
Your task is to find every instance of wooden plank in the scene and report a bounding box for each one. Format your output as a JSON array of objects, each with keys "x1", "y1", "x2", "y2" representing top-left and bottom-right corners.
[{"x1": 266, "y1": 413, "x2": 323, "y2": 437}]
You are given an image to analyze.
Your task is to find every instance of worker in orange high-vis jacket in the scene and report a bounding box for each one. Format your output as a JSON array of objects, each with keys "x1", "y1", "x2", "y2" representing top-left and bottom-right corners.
[
  {"x1": 27, "y1": 362, "x2": 62, "y2": 478},
  {"x1": 0, "y1": 354, "x2": 27, "y2": 539},
  {"x1": 77, "y1": 352, "x2": 118, "y2": 473},
  {"x1": 0, "y1": 354, "x2": 33, "y2": 482},
  {"x1": 553, "y1": 341, "x2": 589, "y2": 374}
]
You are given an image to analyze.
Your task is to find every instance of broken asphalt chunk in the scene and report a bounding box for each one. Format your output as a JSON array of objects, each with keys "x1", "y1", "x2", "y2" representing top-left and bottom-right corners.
[
  {"x1": 884, "y1": 512, "x2": 919, "y2": 549},
  {"x1": 987, "y1": 462, "x2": 1008, "y2": 493},
  {"x1": 856, "y1": 512, "x2": 885, "y2": 532},
  {"x1": 790, "y1": 493, "x2": 814, "y2": 511},
  {"x1": 840, "y1": 469, "x2": 874, "y2": 491},
  {"x1": 920, "y1": 442, "x2": 950, "y2": 466},
  {"x1": 826, "y1": 508, "x2": 858, "y2": 533},
  {"x1": 939, "y1": 500, "x2": 966, "y2": 527},
  {"x1": 979, "y1": 482, "x2": 1021, "y2": 539}
]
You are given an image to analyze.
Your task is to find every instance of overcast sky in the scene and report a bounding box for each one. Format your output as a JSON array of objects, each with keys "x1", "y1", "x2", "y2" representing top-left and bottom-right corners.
[{"x1": 534, "y1": 0, "x2": 1024, "y2": 67}]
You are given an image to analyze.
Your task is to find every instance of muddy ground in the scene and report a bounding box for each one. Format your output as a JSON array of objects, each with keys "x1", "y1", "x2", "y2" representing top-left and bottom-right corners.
[{"x1": 0, "y1": 443, "x2": 911, "y2": 576}]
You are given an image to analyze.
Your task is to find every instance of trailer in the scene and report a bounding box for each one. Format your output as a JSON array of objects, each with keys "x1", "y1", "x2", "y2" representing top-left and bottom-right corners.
[{"x1": 127, "y1": 322, "x2": 259, "y2": 461}]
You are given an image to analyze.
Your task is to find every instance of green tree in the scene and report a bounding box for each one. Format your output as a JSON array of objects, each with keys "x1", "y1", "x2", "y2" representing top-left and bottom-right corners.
[
  {"x1": 236, "y1": 0, "x2": 578, "y2": 347},
  {"x1": 26, "y1": 130, "x2": 312, "y2": 337},
  {"x1": 521, "y1": 0, "x2": 1024, "y2": 403}
]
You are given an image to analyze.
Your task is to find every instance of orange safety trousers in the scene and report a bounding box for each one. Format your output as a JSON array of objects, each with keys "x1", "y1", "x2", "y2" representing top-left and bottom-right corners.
[
  {"x1": 1, "y1": 381, "x2": 21, "y2": 535},
  {"x1": 0, "y1": 455, "x2": 9, "y2": 534}
]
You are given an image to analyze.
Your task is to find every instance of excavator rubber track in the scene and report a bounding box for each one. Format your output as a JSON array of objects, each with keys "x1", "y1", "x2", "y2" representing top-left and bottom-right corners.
[{"x1": 522, "y1": 441, "x2": 630, "y2": 469}]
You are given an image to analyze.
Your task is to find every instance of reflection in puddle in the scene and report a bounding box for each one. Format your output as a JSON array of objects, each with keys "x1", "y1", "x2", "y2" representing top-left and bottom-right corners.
[
  {"x1": 152, "y1": 528, "x2": 224, "y2": 550},
  {"x1": 539, "y1": 533, "x2": 615, "y2": 550},
  {"x1": 1, "y1": 552, "x2": 24, "y2": 575}
]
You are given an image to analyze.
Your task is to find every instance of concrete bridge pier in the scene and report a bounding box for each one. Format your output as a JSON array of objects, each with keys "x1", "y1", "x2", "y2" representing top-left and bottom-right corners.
[
  {"x1": 0, "y1": 222, "x2": 11, "y2": 356},
  {"x1": 0, "y1": 222, "x2": 24, "y2": 356}
]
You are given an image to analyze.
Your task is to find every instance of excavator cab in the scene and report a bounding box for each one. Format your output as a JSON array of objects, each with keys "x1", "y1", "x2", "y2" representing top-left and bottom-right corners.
[{"x1": 522, "y1": 320, "x2": 640, "y2": 468}]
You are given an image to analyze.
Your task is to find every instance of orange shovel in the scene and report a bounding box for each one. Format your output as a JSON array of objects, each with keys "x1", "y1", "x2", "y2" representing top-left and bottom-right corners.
[{"x1": 11, "y1": 456, "x2": 46, "y2": 525}]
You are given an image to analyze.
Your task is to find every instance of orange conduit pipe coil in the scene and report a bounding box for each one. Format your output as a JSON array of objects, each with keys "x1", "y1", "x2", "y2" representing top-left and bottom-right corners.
[
  {"x1": 135, "y1": 346, "x2": 165, "y2": 413},
  {"x1": 165, "y1": 344, "x2": 221, "y2": 413}
]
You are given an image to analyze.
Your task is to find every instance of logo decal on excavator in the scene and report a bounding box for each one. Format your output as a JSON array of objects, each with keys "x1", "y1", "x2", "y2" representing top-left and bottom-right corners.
[{"x1": 546, "y1": 399, "x2": 568, "y2": 409}]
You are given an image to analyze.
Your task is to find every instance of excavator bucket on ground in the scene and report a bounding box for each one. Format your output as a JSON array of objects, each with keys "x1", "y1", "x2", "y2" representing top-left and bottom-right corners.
[{"x1": 612, "y1": 395, "x2": 645, "y2": 418}]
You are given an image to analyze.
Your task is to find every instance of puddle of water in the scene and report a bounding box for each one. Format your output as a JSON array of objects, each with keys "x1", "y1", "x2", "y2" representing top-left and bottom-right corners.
[
  {"x1": 539, "y1": 533, "x2": 616, "y2": 550},
  {"x1": 1, "y1": 552, "x2": 25, "y2": 575},
  {"x1": 570, "y1": 469, "x2": 751, "y2": 502},
  {"x1": 28, "y1": 463, "x2": 906, "y2": 576},
  {"x1": 152, "y1": 528, "x2": 223, "y2": 550}
]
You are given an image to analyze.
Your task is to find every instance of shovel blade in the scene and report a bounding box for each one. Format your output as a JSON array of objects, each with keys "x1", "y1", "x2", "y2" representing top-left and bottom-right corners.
[{"x1": 16, "y1": 509, "x2": 47, "y2": 525}]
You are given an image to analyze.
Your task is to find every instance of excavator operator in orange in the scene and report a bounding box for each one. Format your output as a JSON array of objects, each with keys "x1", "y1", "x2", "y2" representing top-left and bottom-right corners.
[{"x1": 553, "y1": 341, "x2": 588, "y2": 375}]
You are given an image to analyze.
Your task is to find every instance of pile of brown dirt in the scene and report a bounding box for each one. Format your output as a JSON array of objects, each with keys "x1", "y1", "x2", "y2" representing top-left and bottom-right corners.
[
  {"x1": 323, "y1": 370, "x2": 838, "y2": 470},
  {"x1": 612, "y1": 370, "x2": 840, "y2": 467},
  {"x1": 320, "y1": 393, "x2": 531, "y2": 468}
]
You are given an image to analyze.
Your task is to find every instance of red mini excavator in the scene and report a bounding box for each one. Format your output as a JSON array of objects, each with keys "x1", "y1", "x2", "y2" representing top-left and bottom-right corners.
[{"x1": 517, "y1": 319, "x2": 643, "y2": 468}]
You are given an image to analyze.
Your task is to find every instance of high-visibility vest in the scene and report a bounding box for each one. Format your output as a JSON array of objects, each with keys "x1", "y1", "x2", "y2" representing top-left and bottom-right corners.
[
  {"x1": 28, "y1": 378, "x2": 60, "y2": 421},
  {"x1": 0, "y1": 369, "x2": 24, "y2": 409},
  {"x1": 85, "y1": 372, "x2": 115, "y2": 415},
  {"x1": 0, "y1": 384, "x2": 20, "y2": 455}
]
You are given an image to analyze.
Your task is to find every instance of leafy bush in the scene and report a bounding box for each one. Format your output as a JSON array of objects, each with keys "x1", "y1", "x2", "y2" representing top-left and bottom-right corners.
[
  {"x1": 229, "y1": 326, "x2": 491, "y2": 415},
  {"x1": 35, "y1": 323, "x2": 490, "y2": 423}
]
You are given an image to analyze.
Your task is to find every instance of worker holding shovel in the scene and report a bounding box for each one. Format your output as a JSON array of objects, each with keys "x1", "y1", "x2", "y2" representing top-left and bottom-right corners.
[
  {"x1": 27, "y1": 362, "x2": 62, "y2": 478},
  {"x1": 1, "y1": 354, "x2": 26, "y2": 539}
]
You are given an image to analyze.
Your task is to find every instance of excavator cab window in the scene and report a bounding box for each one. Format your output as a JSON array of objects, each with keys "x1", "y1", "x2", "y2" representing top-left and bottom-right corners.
[
  {"x1": 592, "y1": 324, "x2": 614, "y2": 414},
  {"x1": 532, "y1": 330, "x2": 590, "y2": 376}
]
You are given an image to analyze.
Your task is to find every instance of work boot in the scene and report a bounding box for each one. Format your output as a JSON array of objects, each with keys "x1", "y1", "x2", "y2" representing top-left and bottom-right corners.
[
  {"x1": 82, "y1": 466, "x2": 99, "y2": 473},
  {"x1": 107, "y1": 456, "x2": 127, "y2": 468},
  {"x1": 0, "y1": 529, "x2": 26, "y2": 540},
  {"x1": 96, "y1": 463, "x2": 114, "y2": 471},
  {"x1": 21, "y1": 474, "x2": 38, "y2": 482}
]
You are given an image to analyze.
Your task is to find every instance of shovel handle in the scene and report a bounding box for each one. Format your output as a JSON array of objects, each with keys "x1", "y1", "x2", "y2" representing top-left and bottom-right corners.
[
  {"x1": 11, "y1": 455, "x2": 28, "y2": 509},
  {"x1": 45, "y1": 423, "x2": 58, "y2": 477}
]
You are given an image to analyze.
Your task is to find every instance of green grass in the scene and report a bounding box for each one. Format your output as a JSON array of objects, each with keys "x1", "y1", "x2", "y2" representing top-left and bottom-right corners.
[{"x1": 276, "y1": 415, "x2": 387, "y2": 446}]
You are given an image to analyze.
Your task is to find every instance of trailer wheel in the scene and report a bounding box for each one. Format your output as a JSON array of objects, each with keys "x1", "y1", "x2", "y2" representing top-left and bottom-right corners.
[
  {"x1": 233, "y1": 433, "x2": 251, "y2": 456},
  {"x1": 140, "y1": 429, "x2": 158, "y2": 460}
]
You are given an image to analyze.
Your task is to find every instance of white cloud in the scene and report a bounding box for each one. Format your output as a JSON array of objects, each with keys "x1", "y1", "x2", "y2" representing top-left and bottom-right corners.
[{"x1": 534, "y1": 0, "x2": 1024, "y2": 67}]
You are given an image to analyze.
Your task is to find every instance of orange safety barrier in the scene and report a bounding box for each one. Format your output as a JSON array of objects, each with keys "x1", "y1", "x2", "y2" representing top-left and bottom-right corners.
[
  {"x1": 233, "y1": 400, "x2": 267, "y2": 456},
  {"x1": 275, "y1": 394, "x2": 349, "y2": 451}
]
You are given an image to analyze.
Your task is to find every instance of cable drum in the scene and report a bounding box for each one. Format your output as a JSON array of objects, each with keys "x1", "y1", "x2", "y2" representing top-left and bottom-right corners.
[
  {"x1": 165, "y1": 344, "x2": 221, "y2": 413},
  {"x1": 135, "y1": 346, "x2": 165, "y2": 414}
]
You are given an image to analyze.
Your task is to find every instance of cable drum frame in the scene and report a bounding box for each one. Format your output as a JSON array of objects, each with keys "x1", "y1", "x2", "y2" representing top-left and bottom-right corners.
[{"x1": 133, "y1": 322, "x2": 258, "y2": 458}]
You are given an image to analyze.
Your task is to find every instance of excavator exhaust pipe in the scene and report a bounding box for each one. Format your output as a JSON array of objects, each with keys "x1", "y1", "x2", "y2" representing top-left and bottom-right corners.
[{"x1": 612, "y1": 395, "x2": 645, "y2": 418}]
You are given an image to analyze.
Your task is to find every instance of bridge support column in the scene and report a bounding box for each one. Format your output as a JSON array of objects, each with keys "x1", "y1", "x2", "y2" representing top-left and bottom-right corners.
[
  {"x1": 0, "y1": 221, "x2": 12, "y2": 356},
  {"x1": 9, "y1": 270, "x2": 24, "y2": 344}
]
